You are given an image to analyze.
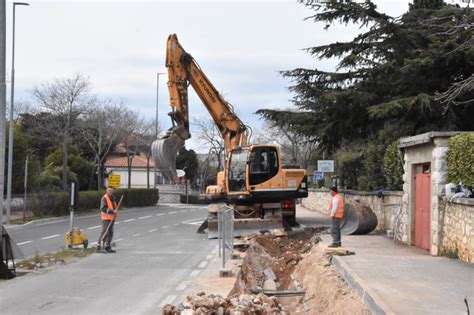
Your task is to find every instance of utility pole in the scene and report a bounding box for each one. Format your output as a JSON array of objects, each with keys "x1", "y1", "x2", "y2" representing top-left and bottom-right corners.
[
  {"x1": 0, "y1": 0, "x2": 7, "y2": 225},
  {"x1": 6, "y1": 2, "x2": 29, "y2": 224},
  {"x1": 154, "y1": 72, "x2": 165, "y2": 188}
]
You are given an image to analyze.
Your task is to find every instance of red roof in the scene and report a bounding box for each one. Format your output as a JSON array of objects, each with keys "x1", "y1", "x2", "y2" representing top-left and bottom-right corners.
[{"x1": 105, "y1": 155, "x2": 155, "y2": 168}]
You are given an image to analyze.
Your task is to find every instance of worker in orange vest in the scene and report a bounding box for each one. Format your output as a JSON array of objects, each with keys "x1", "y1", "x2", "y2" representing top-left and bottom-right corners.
[
  {"x1": 97, "y1": 187, "x2": 118, "y2": 253},
  {"x1": 328, "y1": 186, "x2": 344, "y2": 248}
]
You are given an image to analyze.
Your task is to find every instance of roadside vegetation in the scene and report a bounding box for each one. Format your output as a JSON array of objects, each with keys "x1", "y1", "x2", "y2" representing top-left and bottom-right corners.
[{"x1": 17, "y1": 248, "x2": 95, "y2": 271}]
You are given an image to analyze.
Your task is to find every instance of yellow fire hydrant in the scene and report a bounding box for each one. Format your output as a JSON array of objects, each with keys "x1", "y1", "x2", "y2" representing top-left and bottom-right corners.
[{"x1": 64, "y1": 227, "x2": 89, "y2": 248}]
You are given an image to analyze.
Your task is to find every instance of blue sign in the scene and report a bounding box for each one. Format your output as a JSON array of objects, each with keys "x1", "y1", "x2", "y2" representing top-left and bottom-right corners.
[{"x1": 313, "y1": 171, "x2": 324, "y2": 182}]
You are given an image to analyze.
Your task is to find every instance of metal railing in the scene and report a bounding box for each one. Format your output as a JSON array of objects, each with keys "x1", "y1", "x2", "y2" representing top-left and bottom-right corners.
[{"x1": 218, "y1": 205, "x2": 234, "y2": 269}]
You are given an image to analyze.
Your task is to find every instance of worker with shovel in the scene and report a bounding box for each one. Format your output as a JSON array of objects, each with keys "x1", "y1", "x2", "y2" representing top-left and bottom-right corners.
[{"x1": 97, "y1": 187, "x2": 120, "y2": 253}]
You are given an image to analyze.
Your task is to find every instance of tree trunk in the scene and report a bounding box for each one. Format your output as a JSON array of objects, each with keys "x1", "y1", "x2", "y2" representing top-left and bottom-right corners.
[
  {"x1": 127, "y1": 155, "x2": 132, "y2": 189},
  {"x1": 97, "y1": 164, "x2": 103, "y2": 190},
  {"x1": 62, "y1": 136, "x2": 68, "y2": 191}
]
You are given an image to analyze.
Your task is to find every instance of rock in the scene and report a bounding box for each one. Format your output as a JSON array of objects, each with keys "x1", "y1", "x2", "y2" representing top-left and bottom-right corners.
[
  {"x1": 311, "y1": 235, "x2": 322, "y2": 244},
  {"x1": 43, "y1": 262, "x2": 50, "y2": 267},
  {"x1": 196, "y1": 291, "x2": 206, "y2": 297},
  {"x1": 36, "y1": 263, "x2": 42, "y2": 268},
  {"x1": 263, "y1": 279, "x2": 277, "y2": 291},
  {"x1": 217, "y1": 306, "x2": 225, "y2": 315},
  {"x1": 180, "y1": 309, "x2": 195, "y2": 315},
  {"x1": 301, "y1": 243, "x2": 313, "y2": 253}
]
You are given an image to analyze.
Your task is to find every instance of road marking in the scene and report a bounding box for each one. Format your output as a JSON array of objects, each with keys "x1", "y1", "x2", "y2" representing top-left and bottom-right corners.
[
  {"x1": 115, "y1": 222, "x2": 122, "y2": 225},
  {"x1": 162, "y1": 225, "x2": 169, "y2": 229},
  {"x1": 159, "y1": 295, "x2": 177, "y2": 308},
  {"x1": 179, "y1": 210, "x2": 187, "y2": 213},
  {"x1": 115, "y1": 238, "x2": 124, "y2": 242},
  {"x1": 124, "y1": 219, "x2": 136, "y2": 222},
  {"x1": 90, "y1": 242, "x2": 98, "y2": 246},
  {"x1": 148, "y1": 228, "x2": 158, "y2": 233},
  {"x1": 156, "y1": 213, "x2": 165, "y2": 217},
  {"x1": 17, "y1": 240, "x2": 32, "y2": 246},
  {"x1": 173, "y1": 223, "x2": 179, "y2": 226},
  {"x1": 206, "y1": 254, "x2": 213, "y2": 260},
  {"x1": 190, "y1": 269, "x2": 201, "y2": 277},
  {"x1": 182, "y1": 219, "x2": 204, "y2": 226},
  {"x1": 198, "y1": 261, "x2": 208, "y2": 268},
  {"x1": 168, "y1": 211, "x2": 178, "y2": 214},
  {"x1": 138, "y1": 215, "x2": 152, "y2": 220},
  {"x1": 88, "y1": 225, "x2": 101, "y2": 230},
  {"x1": 132, "y1": 233, "x2": 141, "y2": 237},
  {"x1": 41, "y1": 234, "x2": 60, "y2": 240},
  {"x1": 175, "y1": 283, "x2": 187, "y2": 291}
]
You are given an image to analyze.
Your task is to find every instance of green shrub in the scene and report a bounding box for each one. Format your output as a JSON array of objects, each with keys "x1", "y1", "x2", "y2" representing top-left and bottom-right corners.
[
  {"x1": 336, "y1": 151, "x2": 363, "y2": 189},
  {"x1": 29, "y1": 189, "x2": 159, "y2": 217},
  {"x1": 360, "y1": 143, "x2": 386, "y2": 191},
  {"x1": 383, "y1": 139, "x2": 404, "y2": 190},
  {"x1": 447, "y1": 133, "x2": 474, "y2": 187}
]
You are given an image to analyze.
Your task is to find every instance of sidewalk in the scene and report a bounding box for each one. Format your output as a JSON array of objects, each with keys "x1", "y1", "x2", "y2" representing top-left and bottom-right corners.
[{"x1": 297, "y1": 206, "x2": 474, "y2": 315}]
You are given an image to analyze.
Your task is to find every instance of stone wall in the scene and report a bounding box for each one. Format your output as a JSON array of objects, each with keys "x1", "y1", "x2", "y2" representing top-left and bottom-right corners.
[
  {"x1": 302, "y1": 188, "x2": 403, "y2": 236},
  {"x1": 441, "y1": 198, "x2": 474, "y2": 263}
]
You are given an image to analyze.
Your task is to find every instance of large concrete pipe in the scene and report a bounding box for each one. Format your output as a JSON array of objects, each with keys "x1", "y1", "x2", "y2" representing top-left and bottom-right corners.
[{"x1": 340, "y1": 200, "x2": 378, "y2": 235}]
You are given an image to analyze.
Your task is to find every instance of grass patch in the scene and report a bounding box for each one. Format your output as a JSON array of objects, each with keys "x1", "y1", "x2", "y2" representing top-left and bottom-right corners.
[
  {"x1": 17, "y1": 248, "x2": 95, "y2": 270},
  {"x1": 440, "y1": 247, "x2": 459, "y2": 259}
]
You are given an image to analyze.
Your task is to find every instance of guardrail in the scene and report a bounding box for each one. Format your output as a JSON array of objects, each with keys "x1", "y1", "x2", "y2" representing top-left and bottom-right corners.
[{"x1": 218, "y1": 205, "x2": 234, "y2": 270}]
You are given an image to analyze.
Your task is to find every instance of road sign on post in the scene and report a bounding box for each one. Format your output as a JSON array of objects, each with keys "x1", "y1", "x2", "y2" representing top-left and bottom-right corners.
[
  {"x1": 317, "y1": 160, "x2": 334, "y2": 173},
  {"x1": 108, "y1": 174, "x2": 121, "y2": 188},
  {"x1": 313, "y1": 171, "x2": 324, "y2": 182}
]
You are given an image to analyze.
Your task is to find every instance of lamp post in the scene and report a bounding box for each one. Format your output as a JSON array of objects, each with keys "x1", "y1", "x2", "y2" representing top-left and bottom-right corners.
[
  {"x1": 154, "y1": 72, "x2": 165, "y2": 188},
  {"x1": 6, "y1": 2, "x2": 29, "y2": 224}
]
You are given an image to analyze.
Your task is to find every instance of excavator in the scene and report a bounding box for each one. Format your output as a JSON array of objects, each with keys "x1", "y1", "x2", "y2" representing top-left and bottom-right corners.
[{"x1": 152, "y1": 34, "x2": 308, "y2": 237}]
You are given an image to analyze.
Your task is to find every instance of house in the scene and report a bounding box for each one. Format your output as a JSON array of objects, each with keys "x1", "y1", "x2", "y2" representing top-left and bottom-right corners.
[{"x1": 104, "y1": 145, "x2": 157, "y2": 189}]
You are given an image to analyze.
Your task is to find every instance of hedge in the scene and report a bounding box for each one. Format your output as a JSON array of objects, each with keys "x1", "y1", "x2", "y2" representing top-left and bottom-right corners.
[
  {"x1": 29, "y1": 188, "x2": 159, "y2": 217},
  {"x1": 447, "y1": 133, "x2": 474, "y2": 187}
]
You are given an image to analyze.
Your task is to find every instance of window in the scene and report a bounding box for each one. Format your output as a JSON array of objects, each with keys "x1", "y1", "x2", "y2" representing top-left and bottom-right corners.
[
  {"x1": 228, "y1": 148, "x2": 248, "y2": 192},
  {"x1": 249, "y1": 147, "x2": 279, "y2": 185}
]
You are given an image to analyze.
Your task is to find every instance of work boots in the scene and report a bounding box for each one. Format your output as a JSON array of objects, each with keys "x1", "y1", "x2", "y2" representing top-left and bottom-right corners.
[
  {"x1": 328, "y1": 243, "x2": 341, "y2": 248},
  {"x1": 105, "y1": 247, "x2": 116, "y2": 253}
]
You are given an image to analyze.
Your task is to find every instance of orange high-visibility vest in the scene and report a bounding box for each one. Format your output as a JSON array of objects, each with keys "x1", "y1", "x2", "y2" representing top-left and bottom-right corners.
[
  {"x1": 328, "y1": 193, "x2": 344, "y2": 218},
  {"x1": 101, "y1": 194, "x2": 117, "y2": 221}
]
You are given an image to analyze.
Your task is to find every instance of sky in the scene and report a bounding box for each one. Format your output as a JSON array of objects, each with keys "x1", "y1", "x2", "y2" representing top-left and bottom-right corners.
[{"x1": 6, "y1": 0, "x2": 413, "y2": 152}]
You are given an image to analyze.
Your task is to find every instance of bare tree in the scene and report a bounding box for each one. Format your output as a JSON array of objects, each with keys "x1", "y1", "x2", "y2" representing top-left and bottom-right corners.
[
  {"x1": 192, "y1": 117, "x2": 225, "y2": 171},
  {"x1": 254, "y1": 121, "x2": 317, "y2": 169},
  {"x1": 33, "y1": 73, "x2": 91, "y2": 190},
  {"x1": 118, "y1": 109, "x2": 151, "y2": 189},
  {"x1": 78, "y1": 99, "x2": 126, "y2": 189}
]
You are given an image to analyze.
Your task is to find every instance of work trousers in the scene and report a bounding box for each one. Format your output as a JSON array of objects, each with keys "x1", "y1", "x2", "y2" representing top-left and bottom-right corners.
[
  {"x1": 331, "y1": 217, "x2": 342, "y2": 245},
  {"x1": 98, "y1": 220, "x2": 114, "y2": 248}
]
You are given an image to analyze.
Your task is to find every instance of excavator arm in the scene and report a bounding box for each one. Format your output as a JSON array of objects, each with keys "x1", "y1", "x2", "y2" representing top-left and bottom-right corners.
[{"x1": 153, "y1": 34, "x2": 248, "y2": 181}]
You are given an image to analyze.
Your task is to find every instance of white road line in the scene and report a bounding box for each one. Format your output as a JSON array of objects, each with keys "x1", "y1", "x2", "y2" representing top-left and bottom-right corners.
[
  {"x1": 115, "y1": 222, "x2": 122, "y2": 225},
  {"x1": 148, "y1": 229, "x2": 158, "y2": 233},
  {"x1": 88, "y1": 225, "x2": 101, "y2": 230},
  {"x1": 41, "y1": 234, "x2": 60, "y2": 240},
  {"x1": 206, "y1": 254, "x2": 213, "y2": 260},
  {"x1": 124, "y1": 219, "x2": 136, "y2": 222},
  {"x1": 17, "y1": 240, "x2": 32, "y2": 246},
  {"x1": 168, "y1": 211, "x2": 178, "y2": 214},
  {"x1": 198, "y1": 261, "x2": 208, "y2": 269},
  {"x1": 138, "y1": 215, "x2": 152, "y2": 220},
  {"x1": 114, "y1": 238, "x2": 124, "y2": 242},
  {"x1": 159, "y1": 295, "x2": 177, "y2": 308},
  {"x1": 173, "y1": 223, "x2": 179, "y2": 226},
  {"x1": 156, "y1": 213, "x2": 165, "y2": 217},
  {"x1": 179, "y1": 210, "x2": 187, "y2": 213},
  {"x1": 175, "y1": 283, "x2": 187, "y2": 291},
  {"x1": 162, "y1": 225, "x2": 169, "y2": 229},
  {"x1": 132, "y1": 233, "x2": 141, "y2": 237},
  {"x1": 90, "y1": 242, "x2": 98, "y2": 246},
  {"x1": 190, "y1": 269, "x2": 201, "y2": 277}
]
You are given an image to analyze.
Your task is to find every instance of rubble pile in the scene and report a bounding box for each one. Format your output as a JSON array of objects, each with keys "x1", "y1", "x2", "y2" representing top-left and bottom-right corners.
[{"x1": 162, "y1": 291, "x2": 287, "y2": 315}]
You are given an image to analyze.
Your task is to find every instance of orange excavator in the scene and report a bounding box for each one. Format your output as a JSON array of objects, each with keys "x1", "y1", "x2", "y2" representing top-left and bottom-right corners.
[{"x1": 152, "y1": 34, "x2": 308, "y2": 237}]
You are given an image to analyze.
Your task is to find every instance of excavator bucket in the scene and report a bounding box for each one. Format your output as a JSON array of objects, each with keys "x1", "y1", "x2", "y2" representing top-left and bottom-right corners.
[{"x1": 151, "y1": 131, "x2": 185, "y2": 183}]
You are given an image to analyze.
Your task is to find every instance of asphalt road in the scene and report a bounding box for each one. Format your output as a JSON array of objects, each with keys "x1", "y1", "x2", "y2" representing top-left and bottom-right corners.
[{"x1": 0, "y1": 203, "x2": 218, "y2": 314}]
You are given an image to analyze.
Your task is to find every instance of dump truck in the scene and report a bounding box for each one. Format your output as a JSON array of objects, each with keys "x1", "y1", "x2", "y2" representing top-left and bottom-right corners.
[{"x1": 152, "y1": 34, "x2": 308, "y2": 237}]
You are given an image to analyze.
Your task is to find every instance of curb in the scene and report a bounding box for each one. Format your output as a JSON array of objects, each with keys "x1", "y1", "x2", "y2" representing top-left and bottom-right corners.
[{"x1": 329, "y1": 253, "x2": 395, "y2": 315}]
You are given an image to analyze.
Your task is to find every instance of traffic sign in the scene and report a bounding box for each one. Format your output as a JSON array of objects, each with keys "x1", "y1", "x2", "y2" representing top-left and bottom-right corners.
[
  {"x1": 108, "y1": 174, "x2": 121, "y2": 188},
  {"x1": 313, "y1": 171, "x2": 324, "y2": 180}
]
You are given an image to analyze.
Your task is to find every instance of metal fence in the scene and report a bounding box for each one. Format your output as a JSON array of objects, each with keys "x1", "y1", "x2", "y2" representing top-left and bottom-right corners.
[{"x1": 218, "y1": 205, "x2": 234, "y2": 269}]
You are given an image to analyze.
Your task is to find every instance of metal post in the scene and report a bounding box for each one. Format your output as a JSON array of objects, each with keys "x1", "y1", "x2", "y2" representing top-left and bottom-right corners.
[
  {"x1": 6, "y1": 2, "x2": 28, "y2": 224},
  {"x1": 185, "y1": 179, "x2": 189, "y2": 204},
  {"x1": 68, "y1": 182, "x2": 75, "y2": 248},
  {"x1": 154, "y1": 72, "x2": 165, "y2": 189},
  {"x1": 22, "y1": 155, "x2": 27, "y2": 221},
  {"x1": 0, "y1": 0, "x2": 7, "y2": 226},
  {"x1": 222, "y1": 209, "x2": 226, "y2": 269},
  {"x1": 218, "y1": 207, "x2": 222, "y2": 258}
]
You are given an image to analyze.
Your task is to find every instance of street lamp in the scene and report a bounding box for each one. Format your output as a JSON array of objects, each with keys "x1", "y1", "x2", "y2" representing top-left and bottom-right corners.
[
  {"x1": 154, "y1": 72, "x2": 165, "y2": 189},
  {"x1": 6, "y1": 2, "x2": 29, "y2": 224}
]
